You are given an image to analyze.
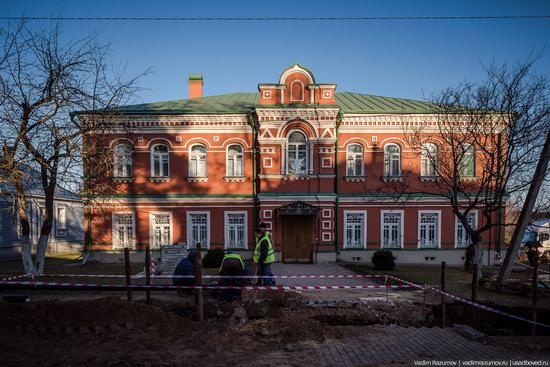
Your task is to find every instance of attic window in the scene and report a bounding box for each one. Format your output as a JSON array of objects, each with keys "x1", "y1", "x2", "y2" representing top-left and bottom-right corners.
[{"x1": 290, "y1": 80, "x2": 304, "y2": 102}]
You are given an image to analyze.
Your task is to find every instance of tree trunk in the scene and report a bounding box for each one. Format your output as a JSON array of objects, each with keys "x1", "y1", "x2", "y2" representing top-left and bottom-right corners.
[
  {"x1": 20, "y1": 235, "x2": 36, "y2": 274},
  {"x1": 497, "y1": 128, "x2": 550, "y2": 286},
  {"x1": 474, "y1": 244, "x2": 483, "y2": 284},
  {"x1": 35, "y1": 234, "x2": 50, "y2": 274}
]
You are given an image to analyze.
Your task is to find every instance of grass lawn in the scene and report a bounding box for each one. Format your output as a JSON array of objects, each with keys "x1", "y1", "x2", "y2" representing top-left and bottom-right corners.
[{"x1": 343, "y1": 263, "x2": 549, "y2": 309}]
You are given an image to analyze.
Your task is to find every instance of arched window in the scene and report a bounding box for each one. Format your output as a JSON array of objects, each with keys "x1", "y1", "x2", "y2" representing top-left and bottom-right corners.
[
  {"x1": 384, "y1": 144, "x2": 401, "y2": 177},
  {"x1": 113, "y1": 143, "x2": 132, "y2": 177},
  {"x1": 290, "y1": 80, "x2": 304, "y2": 102},
  {"x1": 151, "y1": 144, "x2": 169, "y2": 177},
  {"x1": 226, "y1": 144, "x2": 244, "y2": 177},
  {"x1": 421, "y1": 143, "x2": 438, "y2": 177},
  {"x1": 459, "y1": 143, "x2": 475, "y2": 177},
  {"x1": 189, "y1": 144, "x2": 207, "y2": 177},
  {"x1": 346, "y1": 144, "x2": 364, "y2": 176},
  {"x1": 287, "y1": 131, "x2": 308, "y2": 174}
]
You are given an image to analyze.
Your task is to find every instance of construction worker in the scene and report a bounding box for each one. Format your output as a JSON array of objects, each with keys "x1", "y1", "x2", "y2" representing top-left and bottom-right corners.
[
  {"x1": 253, "y1": 223, "x2": 276, "y2": 286},
  {"x1": 217, "y1": 251, "x2": 249, "y2": 301},
  {"x1": 173, "y1": 251, "x2": 197, "y2": 295}
]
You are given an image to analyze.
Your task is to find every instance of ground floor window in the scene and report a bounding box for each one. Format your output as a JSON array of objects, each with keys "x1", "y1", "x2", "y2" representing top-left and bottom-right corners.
[
  {"x1": 113, "y1": 212, "x2": 135, "y2": 249},
  {"x1": 382, "y1": 211, "x2": 402, "y2": 248},
  {"x1": 344, "y1": 211, "x2": 366, "y2": 248},
  {"x1": 418, "y1": 211, "x2": 440, "y2": 248},
  {"x1": 225, "y1": 212, "x2": 247, "y2": 248},
  {"x1": 456, "y1": 211, "x2": 477, "y2": 248},
  {"x1": 187, "y1": 212, "x2": 209, "y2": 248},
  {"x1": 150, "y1": 212, "x2": 172, "y2": 248},
  {"x1": 56, "y1": 205, "x2": 67, "y2": 237}
]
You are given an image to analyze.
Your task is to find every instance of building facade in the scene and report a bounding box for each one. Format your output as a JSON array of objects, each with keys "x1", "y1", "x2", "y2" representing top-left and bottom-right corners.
[{"x1": 84, "y1": 65, "x2": 503, "y2": 265}]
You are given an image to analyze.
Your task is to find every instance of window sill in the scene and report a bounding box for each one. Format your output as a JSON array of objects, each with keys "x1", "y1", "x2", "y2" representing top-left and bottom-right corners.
[
  {"x1": 344, "y1": 176, "x2": 366, "y2": 182},
  {"x1": 113, "y1": 177, "x2": 134, "y2": 183},
  {"x1": 460, "y1": 176, "x2": 477, "y2": 181},
  {"x1": 284, "y1": 174, "x2": 313, "y2": 181},
  {"x1": 419, "y1": 176, "x2": 440, "y2": 182},
  {"x1": 187, "y1": 177, "x2": 208, "y2": 183},
  {"x1": 382, "y1": 176, "x2": 403, "y2": 182},
  {"x1": 224, "y1": 176, "x2": 246, "y2": 182},
  {"x1": 149, "y1": 176, "x2": 171, "y2": 183}
]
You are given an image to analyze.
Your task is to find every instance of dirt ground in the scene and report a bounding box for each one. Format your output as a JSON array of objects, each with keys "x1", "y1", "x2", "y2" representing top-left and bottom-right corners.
[{"x1": 0, "y1": 290, "x2": 429, "y2": 367}]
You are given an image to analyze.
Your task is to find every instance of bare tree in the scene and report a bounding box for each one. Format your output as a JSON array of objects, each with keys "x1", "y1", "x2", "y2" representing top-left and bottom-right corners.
[
  {"x1": 0, "y1": 18, "x2": 147, "y2": 274},
  {"x1": 402, "y1": 58, "x2": 549, "y2": 283}
]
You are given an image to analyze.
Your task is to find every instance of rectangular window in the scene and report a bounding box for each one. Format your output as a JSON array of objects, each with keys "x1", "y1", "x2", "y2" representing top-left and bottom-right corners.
[
  {"x1": 190, "y1": 156, "x2": 206, "y2": 177},
  {"x1": 225, "y1": 212, "x2": 247, "y2": 249},
  {"x1": 150, "y1": 212, "x2": 172, "y2": 248},
  {"x1": 56, "y1": 205, "x2": 67, "y2": 237},
  {"x1": 344, "y1": 211, "x2": 366, "y2": 248},
  {"x1": 456, "y1": 211, "x2": 477, "y2": 248},
  {"x1": 113, "y1": 213, "x2": 135, "y2": 249},
  {"x1": 187, "y1": 212, "x2": 209, "y2": 248},
  {"x1": 382, "y1": 211, "x2": 403, "y2": 248},
  {"x1": 418, "y1": 211, "x2": 440, "y2": 248}
]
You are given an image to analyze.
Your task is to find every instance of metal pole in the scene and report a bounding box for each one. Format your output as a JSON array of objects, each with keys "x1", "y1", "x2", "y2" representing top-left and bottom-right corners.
[
  {"x1": 145, "y1": 245, "x2": 151, "y2": 305},
  {"x1": 194, "y1": 241, "x2": 204, "y2": 322},
  {"x1": 441, "y1": 261, "x2": 446, "y2": 328},
  {"x1": 124, "y1": 247, "x2": 132, "y2": 301},
  {"x1": 421, "y1": 287, "x2": 427, "y2": 327},
  {"x1": 531, "y1": 257, "x2": 539, "y2": 336},
  {"x1": 471, "y1": 263, "x2": 478, "y2": 328}
]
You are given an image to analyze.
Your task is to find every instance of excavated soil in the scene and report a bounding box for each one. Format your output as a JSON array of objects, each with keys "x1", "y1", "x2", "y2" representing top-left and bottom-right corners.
[{"x1": 0, "y1": 290, "x2": 494, "y2": 366}]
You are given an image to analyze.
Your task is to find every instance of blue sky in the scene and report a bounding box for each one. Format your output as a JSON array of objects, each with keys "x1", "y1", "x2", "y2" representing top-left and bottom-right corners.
[{"x1": 2, "y1": 0, "x2": 549, "y2": 104}]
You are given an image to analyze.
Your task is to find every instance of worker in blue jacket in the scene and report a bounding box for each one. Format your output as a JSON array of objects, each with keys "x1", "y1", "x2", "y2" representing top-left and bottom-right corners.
[{"x1": 173, "y1": 251, "x2": 197, "y2": 295}]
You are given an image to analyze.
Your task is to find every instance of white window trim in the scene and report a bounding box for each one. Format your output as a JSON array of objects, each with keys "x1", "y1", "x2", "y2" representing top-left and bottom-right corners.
[
  {"x1": 346, "y1": 144, "x2": 364, "y2": 176},
  {"x1": 226, "y1": 144, "x2": 244, "y2": 177},
  {"x1": 343, "y1": 210, "x2": 367, "y2": 249},
  {"x1": 149, "y1": 211, "x2": 173, "y2": 248},
  {"x1": 189, "y1": 144, "x2": 207, "y2": 178},
  {"x1": 186, "y1": 211, "x2": 210, "y2": 249},
  {"x1": 417, "y1": 210, "x2": 441, "y2": 249},
  {"x1": 113, "y1": 143, "x2": 133, "y2": 178},
  {"x1": 55, "y1": 204, "x2": 67, "y2": 237},
  {"x1": 455, "y1": 210, "x2": 478, "y2": 248},
  {"x1": 384, "y1": 143, "x2": 402, "y2": 177},
  {"x1": 112, "y1": 211, "x2": 136, "y2": 250},
  {"x1": 224, "y1": 211, "x2": 248, "y2": 249},
  {"x1": 150, "y1": 144, "x2": 170, "y2": 177},
  {"x1": 286, "y1": 130, "x2": 309, "y2": 175},
  {"x1": 420, "y1": 143, "x2": 438, "y2": 177},
  {"x1": 380, "y1": 210, "x2": 404, "y2": 249}
]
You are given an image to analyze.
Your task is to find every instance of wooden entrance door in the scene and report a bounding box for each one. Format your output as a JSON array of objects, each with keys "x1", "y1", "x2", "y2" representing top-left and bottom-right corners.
[{"x1": 282, "y1": 215, "x2": 313, "y2": 263}]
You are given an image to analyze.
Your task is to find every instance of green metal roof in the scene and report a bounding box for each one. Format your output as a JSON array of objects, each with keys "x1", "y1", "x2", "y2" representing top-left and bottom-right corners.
[{"x1": 106, "y1": 92, "x2": 434, "y2": 115}]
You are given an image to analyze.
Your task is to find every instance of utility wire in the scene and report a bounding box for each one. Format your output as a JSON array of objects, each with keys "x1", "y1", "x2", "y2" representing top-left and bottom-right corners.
[{"x1": 0, "y1": 15, "x2": 549, "y2": 21}]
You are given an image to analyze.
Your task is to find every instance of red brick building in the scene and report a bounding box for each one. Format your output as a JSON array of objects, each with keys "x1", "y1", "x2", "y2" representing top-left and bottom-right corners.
[{"x1": 84, "y1": 65, "x2": 503, "y2": 265}]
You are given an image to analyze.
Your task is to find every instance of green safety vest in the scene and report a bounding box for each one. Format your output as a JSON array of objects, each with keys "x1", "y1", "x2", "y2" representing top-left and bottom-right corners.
[
  {"x1": 219, "y1": 253, "x2": 245, "y2": 272},
  {"x1": 253, "y1": 233, "x2": 275, "y2": 264}
]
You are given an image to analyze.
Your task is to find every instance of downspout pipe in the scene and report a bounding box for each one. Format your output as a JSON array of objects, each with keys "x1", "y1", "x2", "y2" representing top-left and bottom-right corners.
[
  {"x1": 249, "y1": 111, "x2": 258, "y2": 236},
  {"x1": 334, "y1": 112, "x2": 342, "y2": 257}
]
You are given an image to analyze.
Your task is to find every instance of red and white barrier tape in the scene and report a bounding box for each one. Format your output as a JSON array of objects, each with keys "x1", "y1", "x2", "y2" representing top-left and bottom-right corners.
[
  {"x1": 383, "y1": 274, "x2": 550, "y2": 329},
  {"x1": 27, "y1": 273, "x2": 386, "y2": 279},
  {"x1": 514, "y1": 260, "x2": 550, "y2": 274},
  {"x1": 0, "y1": 273, "x2": 30, "y2": 281},
  {"x1": 0, "y1": 279, "x2": 411, "y2": 291}
]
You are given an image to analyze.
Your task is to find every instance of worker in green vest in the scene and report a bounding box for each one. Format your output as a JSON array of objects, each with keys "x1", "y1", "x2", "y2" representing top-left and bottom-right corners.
[
  {"x1": 253, "y1": 222, "x2": 276, "y2": 286},
  {"x1": 218, "y1": 252, "x2": 249, "y2": 302}
]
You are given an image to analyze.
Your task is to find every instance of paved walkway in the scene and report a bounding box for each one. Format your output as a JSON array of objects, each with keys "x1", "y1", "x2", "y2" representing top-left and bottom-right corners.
[
  {"x1": 250, "y1": 325, "x2": 550, "y2": 366},
  {"x1": 272, "y1": 263, "x2": 401, "y2": 303}
]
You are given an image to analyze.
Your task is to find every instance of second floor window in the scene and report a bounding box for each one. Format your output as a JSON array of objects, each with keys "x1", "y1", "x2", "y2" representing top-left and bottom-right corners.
[
  {"x1": 287, "y1": 131, "x2": 307, "y2": 174},
  {"x1": 384, "y1": 144, "x2": 401, "y2": 177},
  {"x1": 346, "y1": 144, "x2": 364, "y2": 176},
  {"x1": 189, "y1": 144, "x2": 207, "y2": 177},
  {"x1": 421, "y1": 143, "x2": 438, "y2": 177},
  {"x1": 459, "y1": 143, "x2": 475, "y2": 177},
  {"x1": 114, "y1": 143, "x2": 132, "y2": 177},
  {"x1": 151, "y1": 144, "x2": 169, "y2": 177},
  {"x1": 226, "y1": 144, "x2": 244, "y2": 177}
]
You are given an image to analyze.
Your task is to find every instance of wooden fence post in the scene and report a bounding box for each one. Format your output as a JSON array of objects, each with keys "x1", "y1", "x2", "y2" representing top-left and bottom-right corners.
[
  {"x1": 145, "y1": 245, "x2": 151, "y2": 305},
  {"x1": 531, "y1": 257, "x2": 539, "y2": 336},
  {"x1": 471, "y1": 263, "x2": 478, "y2": 328},
  {"x1": 194, "y1": 241, "x2": 204, "y2": 322},
  {"x1": 441, "y1": 261, "x2": 446, "y2": 328},
  {"x1": 124, "y1": 247, "x2": 132, "y2": 301}
]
